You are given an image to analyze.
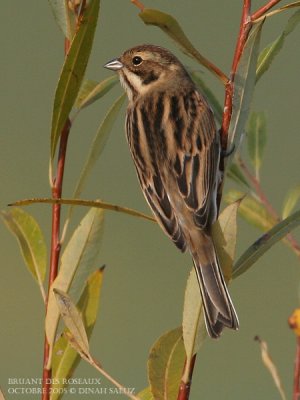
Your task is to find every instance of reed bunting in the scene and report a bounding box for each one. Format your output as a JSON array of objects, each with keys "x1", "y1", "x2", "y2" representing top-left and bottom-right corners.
[{"x1": 104, "y1": 45, "x2": 238, "y2": 338}]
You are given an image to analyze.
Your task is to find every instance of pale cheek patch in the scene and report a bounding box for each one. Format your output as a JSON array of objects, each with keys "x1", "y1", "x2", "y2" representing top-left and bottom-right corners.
[
  {"x1": 123, "y1": 68, "x2": 164, "y2": 98},
  {"x1": 124, "y1": 70, "x2": 146, "y2": 93},
  {"x1": 119, "y1": 74, "x2": 133, "y2": 102}
]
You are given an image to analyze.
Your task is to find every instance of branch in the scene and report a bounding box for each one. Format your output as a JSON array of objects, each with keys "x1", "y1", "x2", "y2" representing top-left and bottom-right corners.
[
  {"x1": 177, "y1": 355, "x2": 196, "y2": 400},
  {"x1": 42, "y1": 118, "x2": 71, "y2": 400},
  {"x1": 217, "y1": 0, "x2": 252, "y2": 210},
  {"x1": 178, "y1": 1, "x2": 297, "y2": 398},
  {"x1": 176, "y1": 3, "x2": 254, "y2": 399},
  {"x1": 10, "y1": 198, "x2": 156, "y2": 223},
  {"x1": 41, "y1": 1, "x2": 91, "y2": 393},
  {"x1": 42, "y1": 26, "x2": 72, "y2": 399},
  {"x1": 251, "y1": 0, "x2": 283, "y2": 21},
  {"x1": 221, "y1": 0, "x2": 252, "y2": 150}
]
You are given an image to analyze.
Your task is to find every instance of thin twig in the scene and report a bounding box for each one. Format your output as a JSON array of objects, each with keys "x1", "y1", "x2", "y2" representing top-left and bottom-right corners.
[
  {"x1": 10, "y1": 198, "x2": 156, "y2": 223},
  {"x1": 131, "y1": 0, "x2": 145, "y2": 11},
  {"x1": 237, "y1": 156, "x2": 300, "y2": 258},
  {"x1": 193, "y1": 54, "x2": 228, "y2": 85},
  {"x1": 88, "y1": 357, "x2": 141, "y2": 400},
  {"x1": 237, "y1": 156, "x2": 278, "y2": 219},
  {"x1": 251, "y1": 0, "x2": 283, "y2": 21},
  {"x1": 253, "y1": 2, "x2": 300, "y2": 23}
]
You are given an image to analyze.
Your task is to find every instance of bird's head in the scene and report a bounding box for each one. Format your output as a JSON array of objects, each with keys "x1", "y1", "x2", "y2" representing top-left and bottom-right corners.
[{"x1": 104, "y1": 44, "x2": 192, "y2": 101}]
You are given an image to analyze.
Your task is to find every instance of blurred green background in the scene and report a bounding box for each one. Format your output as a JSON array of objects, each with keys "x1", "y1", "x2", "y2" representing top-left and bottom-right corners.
[{"x1": 1, "y1": 1, "x2": 300, "y2": 399}]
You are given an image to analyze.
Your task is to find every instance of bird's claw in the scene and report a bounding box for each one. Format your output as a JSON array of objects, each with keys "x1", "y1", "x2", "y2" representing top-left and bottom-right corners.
[{"x1": 222, "y1": 144, "x2": 235, "y2": 158}]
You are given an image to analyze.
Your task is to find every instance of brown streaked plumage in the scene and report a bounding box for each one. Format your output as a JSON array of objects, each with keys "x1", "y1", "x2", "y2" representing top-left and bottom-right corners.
[{"x1": 104, "y1": 44, "x2": 239, "y2": 338}]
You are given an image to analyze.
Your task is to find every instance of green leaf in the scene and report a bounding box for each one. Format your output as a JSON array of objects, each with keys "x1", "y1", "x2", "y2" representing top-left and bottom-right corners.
[
  {"x1": 284, "y1": 7, "x2": 300, "y2": 34},
  {"x1": 213, "y1": 200, "x2": 241, "y2": 282},
  {"x1": 51, "y1": 268, "x2": 104, "y2": 400},
  {"x1": 148, "y1": 327, "x2": 186, "y2": 400},
  {"x1": 233, "y1": 209, "x2": 300, "y2": 278},
  {"x1": 63, "y1": 94, "x2": 126, "y2": 234},
  {"x1": 50, "y1": 0, "x2": 100, "y2": 159},
  {"x1": 272, "y1": 1, "x2": 300, "y2": 14},
  {"x1": 75, "y1": 79, "x2": 98, "y2": 107},
  {"x1": 227, "y1": 20, "x2": 264, "y2": 157},
  {"x1": 54, "y1": 289, "x2": 90, "y2": 355},
  {"x1": 227, "y1": 162, "x2": 250, "y2": 188},
  {"x1": 45, "y1": 207, "x2": 104, "y2": 368},
  {"x1": 12, "y1": 197, "x2": 155, "y2": 222},
  {"x1": 138, "y1": 9, "x2": 226, "y2": 82},
  {"x1": 282, "y1": 185, "x2": 300, "y2": 219},
  {"x1": 48, "y1": 0, "x2": 75, "y2": 39},
  {"x1": 190, "y1": 71, "x2": 223, "y2": 123},
  {"x1": 75, "y1": 94, "x2": 125, "y2": 194},
  {"x1": 75, "y1": 75, "x2": 119, "y2": 110},
  {"x1": 182, "y1": 269, "x2": 206, "y2": 360},
  {"x1": 256, "y1": 35, "x2": 284, "y2": 81},
  {"x1": 256, "y1": 9, "x2": 300, "y2": 81},
  {"x1": 225, "y1": 190, "x2": 276, "y2": 232},
  {"x1": 247, "y1": 111, "x2": 267, "y2": 179},
  {"x1": 1, "y1": 208, "x2": 46, "y2": 301},
  {"x1": 137, "y1": 387, "x2": 154, "y2": 400}
]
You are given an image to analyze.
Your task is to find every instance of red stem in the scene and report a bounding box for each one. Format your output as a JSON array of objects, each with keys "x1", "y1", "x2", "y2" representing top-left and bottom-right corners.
[
  {"x1": 177, "y1": 355, "x2": 197, "y2": 400},
  {"x1": 177, "y1": 3, "x2": 256, "y2": 400},
  {"x1": 294, "y1": 337, "x2": 300, "y2": 400},
  {"x1": 42, "y1": 119, "x2": 71, "y2": 400},
  {"x1": 232, "y1": 0, "x2": 252, "y2": 74},
  {"x1": 217, "y1": 0, "x2": 252, "y2": 211},
  {"x1": 221, "y1": 0, "x2": 252, "y2": 149},
  {"x1": 41, "y1": 3, "x2": 87, "y2": 398},
  {"x1": 251, "y1": 0, "x2": 282, "y2": 21},
  {"x1": 131, "y1": 0, "x2": 145, "y2": 11}
]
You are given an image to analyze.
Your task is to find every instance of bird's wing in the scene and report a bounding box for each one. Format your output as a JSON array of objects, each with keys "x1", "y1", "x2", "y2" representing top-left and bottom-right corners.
[
  {"x1": 172, "y1": 90, "x2": 220, "y2": 229},
  {"x1": 126, "y1": 106, "x2": 187, "y2": 252},
  {"x1": 136, "y1": 167, "x2": 187, "y2": 252}
]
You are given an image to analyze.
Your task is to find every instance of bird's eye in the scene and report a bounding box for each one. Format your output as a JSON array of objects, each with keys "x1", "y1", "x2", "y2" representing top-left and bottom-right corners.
[{"x1": 132, "y1": 56, "x2": 143, "y2": 66}]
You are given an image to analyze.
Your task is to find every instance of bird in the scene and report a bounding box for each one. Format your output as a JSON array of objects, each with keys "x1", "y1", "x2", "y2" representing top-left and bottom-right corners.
[{"x1": 104, "y1": 44, "x2": 239, "y2": 338}]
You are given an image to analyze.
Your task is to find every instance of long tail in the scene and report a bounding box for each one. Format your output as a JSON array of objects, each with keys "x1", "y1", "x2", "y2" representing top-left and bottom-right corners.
[{"x1": 191, "y1": 232, "x2": 239, "y2": 338}]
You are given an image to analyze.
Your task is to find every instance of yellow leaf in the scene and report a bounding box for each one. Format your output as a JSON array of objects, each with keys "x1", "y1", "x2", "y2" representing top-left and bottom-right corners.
[
  {"x1": 288, "y1": 309, "x2": 300, "y2": 337},
  {"x1": 51, "y1": 268, "x2": 104, "y2": 400},
  {"x1": 54, "y1": 289, "x2": 90, "y2": 356},
  {"x1": 182, "y1": 269, "x2": 206, "y2": 360},
  {"x1": 148, "y1": 328, "x2": 185, "y2": 400},
  {"x1": 212, "y1": 200, "x2": 241, "y2": 282}
]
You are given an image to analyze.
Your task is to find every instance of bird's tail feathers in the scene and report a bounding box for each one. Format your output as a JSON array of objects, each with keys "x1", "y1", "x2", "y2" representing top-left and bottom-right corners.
[{"x1": 192, "y1": 235, "x2": 239, "y2": 338}]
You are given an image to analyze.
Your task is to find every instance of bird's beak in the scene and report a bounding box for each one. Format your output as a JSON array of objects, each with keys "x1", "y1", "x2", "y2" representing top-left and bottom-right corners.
[{"x1": 104, "y1": 58, "x2": 123, "y2": 71}]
